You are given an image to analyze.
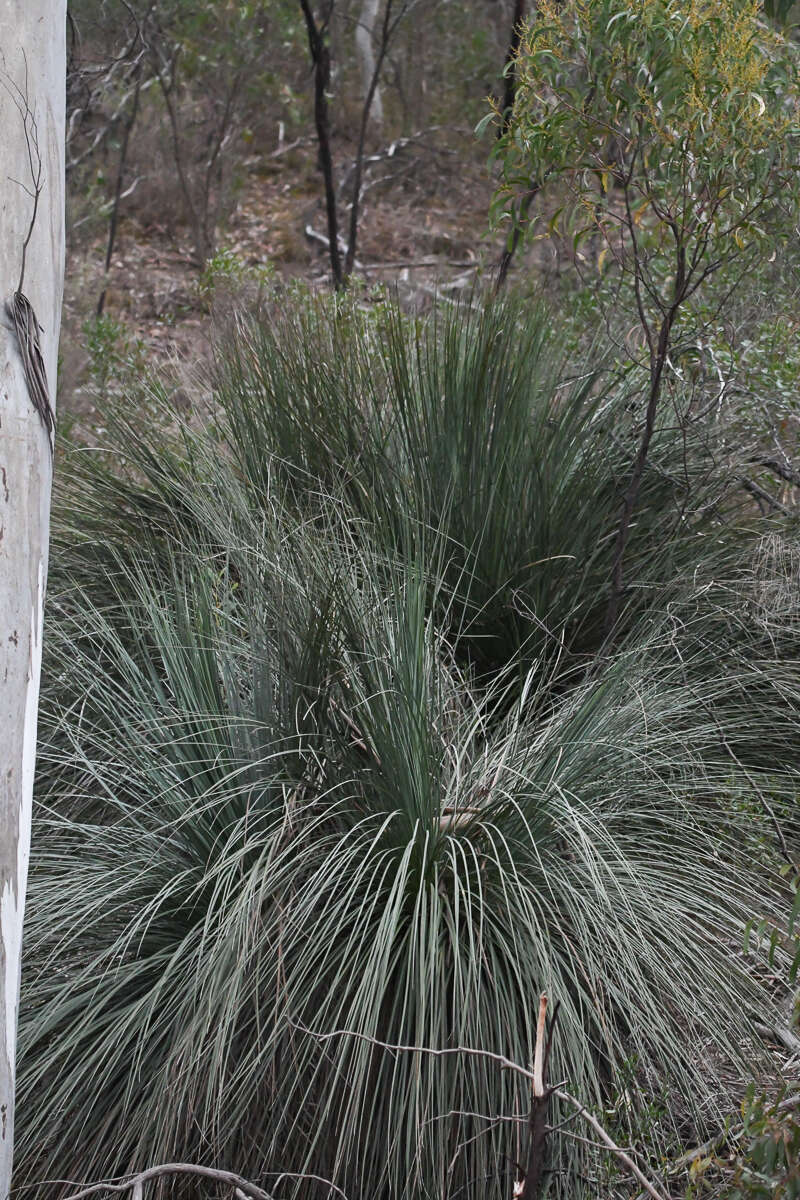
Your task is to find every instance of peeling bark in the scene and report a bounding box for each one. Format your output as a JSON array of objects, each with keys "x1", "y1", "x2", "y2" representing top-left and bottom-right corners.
[{"x1": 0, "y1": 4, "x2": 66, "y2": 1196}]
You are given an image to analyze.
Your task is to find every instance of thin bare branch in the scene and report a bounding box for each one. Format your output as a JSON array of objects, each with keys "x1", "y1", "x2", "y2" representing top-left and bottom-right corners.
[
  {"x1": 54, "y1": 1163, "x2": 350, "y2": 1200},
  {"x1": 294, "y1": 1022, "x2": 672, "y2": 1200},
  {"x1": 55, "y1": 1164, "x2": 275, "y2": 1200}
]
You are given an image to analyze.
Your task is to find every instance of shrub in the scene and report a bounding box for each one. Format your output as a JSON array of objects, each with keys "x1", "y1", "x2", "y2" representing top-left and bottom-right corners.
[{"x1": 18, "y1": 294, "x2": 800, "y2": 1200}]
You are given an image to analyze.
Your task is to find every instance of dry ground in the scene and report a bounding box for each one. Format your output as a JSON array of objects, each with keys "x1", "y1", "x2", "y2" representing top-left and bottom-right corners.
[{"x1": 60, "y1": 127, "x2": 508, "y2": 423}]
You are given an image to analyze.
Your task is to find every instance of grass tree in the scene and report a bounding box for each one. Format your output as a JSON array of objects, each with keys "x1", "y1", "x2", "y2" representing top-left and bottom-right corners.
[
  {"x1": 488, "y1": 0, "x2": 800, "y2": 634},
  {"x1": 216, "y1": 296, "x2": 736, "y2": 672},
  {"x1": 0, "y1": 4, "x2": 66, "y2": 1196},
  {"x1": 16, "y1": 294, "x2": 800, "y2": 1200}
]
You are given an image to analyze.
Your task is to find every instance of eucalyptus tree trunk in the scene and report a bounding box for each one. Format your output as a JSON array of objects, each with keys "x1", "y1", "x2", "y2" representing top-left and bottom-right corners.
[
  {"x1": 355, "y1": 0, "x2": 383, "y2": 127},
  {"x1": 0, "y1": 4, "x2": 66, "y2": 1196}
]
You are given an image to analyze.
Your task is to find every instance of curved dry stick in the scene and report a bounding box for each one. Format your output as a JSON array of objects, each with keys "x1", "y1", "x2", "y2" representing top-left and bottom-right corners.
[
  {"x1": 48, "y1": 1163, "x2": 348, "y2": 1200},
  {"x1": 48, "y1": 1165, "x2": 274, "y2": 1200}
]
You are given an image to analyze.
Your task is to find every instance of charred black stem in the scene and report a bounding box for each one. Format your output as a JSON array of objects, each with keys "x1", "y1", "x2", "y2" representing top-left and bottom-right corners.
[
  {"x1": 98, "y1": 62, "x2": 142, "y2": 316},
  {"x1": 299, "y1": 0, "x2": 343, "y2": 289}
]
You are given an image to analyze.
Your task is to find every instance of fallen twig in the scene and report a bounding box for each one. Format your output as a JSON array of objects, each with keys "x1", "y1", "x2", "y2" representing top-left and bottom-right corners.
[
  {"x1": 740, "y1": 475, "x2": 791, "y2": 515},
  {"x1": 54, "y1": 1164, "x2": 274, "y2": 1200},
  {"x1": 751, "y1": 455, "x2": 800, "y2": 491},
  {"x1": 358, "y1": 258, "x2": 477, "y2": 271},
  {"x1": 304, "y1": 223, "x2": 363, "y2": 273},
  {"x1": 754, "y1": 1020, "x2": 800, "y2": 1057},
  {"x1": 52, "y1": 1162, "x2": 349, "y2": 1200}
]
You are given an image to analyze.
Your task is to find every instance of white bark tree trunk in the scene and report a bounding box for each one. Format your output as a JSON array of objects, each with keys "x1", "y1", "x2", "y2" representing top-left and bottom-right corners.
[
  {"x1": 355, "y1": 0, "x2": 383, "y2": 128},
  {"x1": 0, "y1": 4, "x2": 66, "y2": 1196}
]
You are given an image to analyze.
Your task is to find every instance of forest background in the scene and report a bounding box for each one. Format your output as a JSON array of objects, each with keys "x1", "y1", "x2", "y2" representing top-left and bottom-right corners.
[{"x1": 9, "y1": 2, "x2": 800, "y2": 1199}]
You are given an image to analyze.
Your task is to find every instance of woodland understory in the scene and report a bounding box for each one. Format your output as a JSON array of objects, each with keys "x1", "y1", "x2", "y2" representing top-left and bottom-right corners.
[{"x1": 11, "y1": 2, "x2": 800, "y2": 1200}]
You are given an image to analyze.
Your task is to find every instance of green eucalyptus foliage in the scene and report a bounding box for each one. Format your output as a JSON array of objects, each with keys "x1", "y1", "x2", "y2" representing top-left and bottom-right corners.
[
  {"x1": 685, "y1": 1088, "x2": 800, "y2": 1198},
  {"x1": 763, "y1": 0, "x2": 796, "y2": 23},
  {"x1": 733, "y1": 1091, "x2": 800, "y2": 1199},
  {"x1": 487, "y1": 0, "x2": 800, "y2": 323}
]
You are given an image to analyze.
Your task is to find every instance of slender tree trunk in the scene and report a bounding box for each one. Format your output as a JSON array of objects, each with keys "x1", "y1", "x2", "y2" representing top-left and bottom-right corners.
[
  {"x1": 494, "y1": 1, "x2": 527, "y2": 290},
  {"x1": 299, "y1": 0, "x2": 343, "y2": 289},
  {"x1": 98, "y1": 63, "x2": 142, "y2": 316},
  {"x1": 603, "y1": 311, "x2": 675, "y2": 636},
  {"x1": 496, "y1": 185, "x2": 536, "y2": 291},
  {"x1": 355, "y1": 0, "x2": 383, "y2": 128},
  {"x1": 501, "y1": 0, "x2": 526, "y2": 123},
  {"x1": 301, "y1": 0, "x2": 404, "y2": 287},
  {"x1": 344, "y1": 0, "x2": 394, "y2": 277},
  {"x1": 0, "y1": 4, "x2": 66, "y2": 1196}
]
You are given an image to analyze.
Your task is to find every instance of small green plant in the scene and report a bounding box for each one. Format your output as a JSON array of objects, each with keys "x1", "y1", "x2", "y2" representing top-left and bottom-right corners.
[
  {"x1": 735, "y1": 1090, "x2": 800, "y2": 1199},
  {"x1": 83, "y1": 313, "x2": 148, "y2": 402},
  {"x1": 687, "y1": 1089, "x2": 800, "y2": 1198},
  {"x1": 196, "y1": 246, "x2": 276, "y2": 310}
]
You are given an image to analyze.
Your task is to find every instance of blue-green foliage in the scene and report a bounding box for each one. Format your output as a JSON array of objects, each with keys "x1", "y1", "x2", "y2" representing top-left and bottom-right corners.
[{"x1": 18, "y1": 295, "x2": 800, "y2": 1200}]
